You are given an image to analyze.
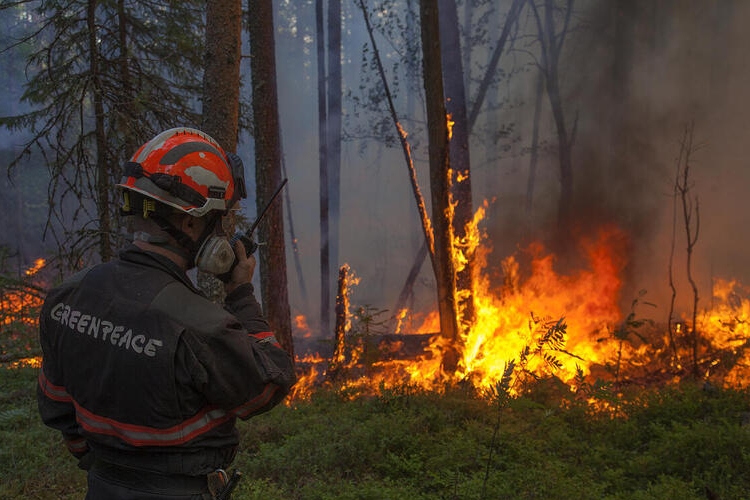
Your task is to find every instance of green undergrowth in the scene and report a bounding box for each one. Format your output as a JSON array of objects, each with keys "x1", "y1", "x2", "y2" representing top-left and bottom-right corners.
[{"x1": 2, "y1": 367, "x2": 749, "y2": 499}]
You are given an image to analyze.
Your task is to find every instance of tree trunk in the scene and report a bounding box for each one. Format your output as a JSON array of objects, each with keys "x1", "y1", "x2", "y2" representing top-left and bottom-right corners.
[
  {"x1": 202, "y1": 0, "x2": 241, "y2": 152},
  {"x1": 200, "y1": 0, "x2": 242, "y2": 303},
  {"x1": 439, "y1": 0, "x2": 474, "y2": 332},
  {"x1": 327, "y1": 0, "x2": 342, "y2": 317},
  {"x1": 316, "y1": 0, "x2": 330, "y2": 337},
  {"x1": 420, "y1": 0, "x2": 460, "y2": 373},
  {"x1": 88, "y1": 0, "x2": 113, "y2": 262},
  {"x1": 248, "y1": 0, "x2": 294, "y2": 357}
]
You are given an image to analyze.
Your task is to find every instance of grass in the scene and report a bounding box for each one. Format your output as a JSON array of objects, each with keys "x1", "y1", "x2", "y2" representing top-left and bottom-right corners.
[
  {"x1": 0, "y1": 368, "x2": 750, "y2": 500},
  {"x1": 2, "y1": 365, "x2": 750, "y2": 499}
]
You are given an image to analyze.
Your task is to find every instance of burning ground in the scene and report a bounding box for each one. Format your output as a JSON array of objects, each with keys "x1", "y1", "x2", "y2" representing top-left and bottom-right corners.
[{"x1": 290, "y1": 204, "x2": 750, "y2": 404}]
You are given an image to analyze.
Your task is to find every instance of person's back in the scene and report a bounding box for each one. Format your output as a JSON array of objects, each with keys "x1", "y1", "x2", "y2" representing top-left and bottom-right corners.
[{"x1": 37, "y1": 128, "x2": 296, "y2": 499}]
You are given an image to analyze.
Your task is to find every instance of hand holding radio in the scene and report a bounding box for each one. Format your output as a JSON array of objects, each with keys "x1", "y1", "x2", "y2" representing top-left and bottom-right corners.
[
  {"x1": 217, "y1": 178, "x2": 287, "y2": 284},
  {"x1": 222, "y1": 239, "x2": 256, "y2": 294}
]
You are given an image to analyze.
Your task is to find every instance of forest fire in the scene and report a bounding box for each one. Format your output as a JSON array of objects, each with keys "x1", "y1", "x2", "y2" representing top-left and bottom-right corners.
[
  {"x1": 1, "y1": 259, "x2": 46, "y2": 369},
  {"x1": 3, "y1": 243, "x2": 749, "y2": 404},
  {"x1": 291, "y1": 205, "x2": 750, "y2": 403},
  {"x1": 1, "y1": 258, "x2": 46, "y2": 327}
]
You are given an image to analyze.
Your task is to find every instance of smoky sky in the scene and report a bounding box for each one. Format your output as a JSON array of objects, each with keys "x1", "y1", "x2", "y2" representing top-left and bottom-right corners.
[
  {"x1": 272, "y1": 1, "x2": 750, "y2": 329},
  {"x1": 2, "y1": 2, "x2": 749, "y2": 333}
]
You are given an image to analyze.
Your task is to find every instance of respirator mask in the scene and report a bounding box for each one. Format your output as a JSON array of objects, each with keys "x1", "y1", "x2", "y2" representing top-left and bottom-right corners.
[{"x1": 193, "y1": 215, "x2": 237, "y2": 276}]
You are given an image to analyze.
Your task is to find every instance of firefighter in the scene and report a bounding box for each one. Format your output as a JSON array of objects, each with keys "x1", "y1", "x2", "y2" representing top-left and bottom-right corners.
[{"x1": 37, "y1": 127, "x2": 296, "y2": 499}]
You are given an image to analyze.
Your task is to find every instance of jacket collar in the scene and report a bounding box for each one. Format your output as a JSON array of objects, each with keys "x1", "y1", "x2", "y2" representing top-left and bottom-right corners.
[{"x1": 118, "y1": 244, "x2": 199, "y2": 293}]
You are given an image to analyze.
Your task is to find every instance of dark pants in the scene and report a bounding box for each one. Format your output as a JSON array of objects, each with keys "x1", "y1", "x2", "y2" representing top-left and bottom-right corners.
[{"x1": 85, "y1": 462, "x2": 214, "y2": 500}]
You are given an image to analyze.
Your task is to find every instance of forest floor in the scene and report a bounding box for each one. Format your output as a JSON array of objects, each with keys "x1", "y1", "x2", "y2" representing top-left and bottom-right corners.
[{"x1": 2, "y1": 364, "x2": 750, "y2": 499}]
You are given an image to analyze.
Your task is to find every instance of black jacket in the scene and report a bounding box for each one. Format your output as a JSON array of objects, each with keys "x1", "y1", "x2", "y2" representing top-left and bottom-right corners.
[{"x1": 37, "y1": 245, "x2": 296, "y2": 475}]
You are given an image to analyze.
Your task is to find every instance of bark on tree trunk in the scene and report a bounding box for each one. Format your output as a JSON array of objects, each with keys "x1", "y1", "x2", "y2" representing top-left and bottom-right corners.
[
  {"x1": 202, "y1": 0, "x2": 241, "y2": 152},
  {"x1": 200, "y1": 0, "x2": 242, "y2": 303},
  {"x1": 439, "y1": 0, "x2": 474, "y2": 332},
  {"x1": 248, "y1": 0, "x2": 294, "y2": 357},
  {"x1": 420, "y1": 0, "x2": 460, "y2": 373},
  {"x1": 328, "y1": 264, "x2": 350, "y2": 381}
]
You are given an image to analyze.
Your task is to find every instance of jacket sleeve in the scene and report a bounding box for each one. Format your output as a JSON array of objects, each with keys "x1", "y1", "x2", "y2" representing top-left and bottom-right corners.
[
  {"x1": 37, "y1": 304, "x2": 90, "y2": 459},
  {"x1": 37, "y1": 368, "x2": 90, "y2": 458},
  {"x1": 178, "y1": 283, "x2": 296, "y2": 419},
  {"x1": 222, "y1": 282, "x2": 270, "y2": 334}
]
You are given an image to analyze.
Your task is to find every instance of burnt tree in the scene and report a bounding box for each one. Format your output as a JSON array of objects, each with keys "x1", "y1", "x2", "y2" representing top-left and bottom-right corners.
[
  {"x1": 420, "y1": 0, "x2": 460, "y2": 372},
  {"x1": 439, "y1": 0, "x2": 475, "y2": 331}
]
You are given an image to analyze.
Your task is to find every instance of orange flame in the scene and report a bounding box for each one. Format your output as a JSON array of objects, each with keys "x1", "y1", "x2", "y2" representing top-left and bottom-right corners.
[
  {"x1": 285, "y1": 207, "x2": 634, "y2": 399},
  {"x1": 294, "y1": 314, "x2": 313, "y2": 338},
  {"x1": 2, "y1": 259, "x2": 46, "y2": 327},
  {"x1": 695, "y1": 279, "x2": 750, "y2": 386}
]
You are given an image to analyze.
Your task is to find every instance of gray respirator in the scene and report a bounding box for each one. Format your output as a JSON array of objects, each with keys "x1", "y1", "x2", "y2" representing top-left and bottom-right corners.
[{"x1": 194, "y1": 233, "x2": 236, "y2": 275}]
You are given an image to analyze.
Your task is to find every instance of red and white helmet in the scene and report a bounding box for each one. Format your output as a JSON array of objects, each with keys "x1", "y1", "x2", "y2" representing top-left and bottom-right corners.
[{"x1": 118, "y1": 127, "x2": 246, "y2": 217}]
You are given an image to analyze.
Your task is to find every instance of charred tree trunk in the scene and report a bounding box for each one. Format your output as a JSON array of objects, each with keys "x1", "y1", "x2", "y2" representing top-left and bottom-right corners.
[
  {"x1": 439, "y1": 0, "x2": 474, "y2": 332},
  {"x1": 420, "y1": 0, "x2": 460, "y2": 372},
  {"x1": 398, "y1": 0, "x2": 525, "y2": 320},
  {"x1": 328, "y1": 264, "x2": 350, "y2": 381},
  {"x1": 248, "y1": 0, "x2": 294, "y2": 357}
]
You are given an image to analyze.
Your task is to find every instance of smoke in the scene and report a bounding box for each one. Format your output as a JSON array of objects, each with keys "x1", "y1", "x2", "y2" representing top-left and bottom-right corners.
[
  {"x1": 569, "y1": 1, "x2": 750, "y2": 315},
  {"x1": 271, "y1": 1, "x2": 750, "y2": 333}
]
